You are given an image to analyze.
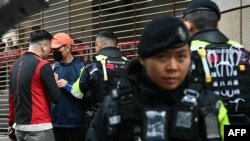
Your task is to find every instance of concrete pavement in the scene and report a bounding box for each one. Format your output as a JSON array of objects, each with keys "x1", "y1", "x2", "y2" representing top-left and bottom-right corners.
[{"x1": 0, "y1": 135, "x2": 11, "y2": 141}]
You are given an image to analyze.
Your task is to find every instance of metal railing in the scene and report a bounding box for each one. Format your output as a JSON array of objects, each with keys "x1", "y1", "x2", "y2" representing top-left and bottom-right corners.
[{"x1": 0, "y1": 90, "x2": 8, "y2": 135}]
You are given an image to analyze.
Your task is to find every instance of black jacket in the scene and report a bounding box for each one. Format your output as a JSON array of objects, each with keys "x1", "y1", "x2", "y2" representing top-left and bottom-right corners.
[
  {"x1": 79, "y1": 47, "x2": 124, "y2": 94},
  {"x1": 85, "y1": 60, "x2": 225, "y2": 141},
  {"x1": 9, "y1": 52, "x2": 61, "y2": 126},
  {"x1": 79, "y1": 47, "x2": 128, "y2": 108}
]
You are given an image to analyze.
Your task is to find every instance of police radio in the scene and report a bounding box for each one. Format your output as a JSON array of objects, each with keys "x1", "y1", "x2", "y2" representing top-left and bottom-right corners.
[
  {"x1": 204, "y1": 114, "x2": 220, "y2": 140},
  {"x1": 200, "y1": 100, "x2": 221, "y2": 141}
]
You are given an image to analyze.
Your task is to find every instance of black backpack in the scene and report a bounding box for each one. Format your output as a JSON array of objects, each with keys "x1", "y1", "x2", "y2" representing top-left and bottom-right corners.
[{"x1": 190, "y1": 41, "x2": 250, "y2": 116}]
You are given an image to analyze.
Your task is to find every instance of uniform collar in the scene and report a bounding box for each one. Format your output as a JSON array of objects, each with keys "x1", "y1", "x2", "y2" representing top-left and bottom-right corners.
[
  {"x1": 126, "y1": 59, "x2": 187, "y2": 106},
  {"x1": 192, "y1": 28, "x2": 229, "y2": 44},
  {"x1": 58, "y1": 57, "x2": 81, "y2": 66},
  {"x1": 25, "y1": 51, "x2": 41, "y2": 58},
  {"x1": 138, "y1": 71, "x2": 187, "y2": 106},
  {"x1": 98, "y1": 46, "x2": 123, "y2": 58}
]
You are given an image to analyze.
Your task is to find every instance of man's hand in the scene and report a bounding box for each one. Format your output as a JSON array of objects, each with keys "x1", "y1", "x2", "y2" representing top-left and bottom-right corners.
[
  {"x1": 8, "y1": 126, "x2": 16, "y2": 141},
  {"x1": 56, "y1": 79, "x2": 68, "y2": 88},
  {"x1": 7, "y1": 126, "x2": 12, "y2": 135},
  {"x1": 54, "y1": 73, "x2": 58, "y2": 82}
]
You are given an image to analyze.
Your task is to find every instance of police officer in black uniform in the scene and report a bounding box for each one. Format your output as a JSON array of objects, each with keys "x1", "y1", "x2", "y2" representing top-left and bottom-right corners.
[
  {"x1": 69, "y1": 30, "x2": 128, "y2": 129},
  {"x1": 183, "y1": 0, "x2": 244, "y2": 51},
  {"x1": 183, "y1": 0, "x2": 250, "y2": 125},
  {"x1": 85, "y1": 16, "x2": 230, "y2": 141}
]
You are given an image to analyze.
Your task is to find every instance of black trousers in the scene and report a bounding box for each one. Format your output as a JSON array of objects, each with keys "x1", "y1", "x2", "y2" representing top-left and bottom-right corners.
[{"x1": 53, "y1": 127, "x2": 87, "y2": 141}]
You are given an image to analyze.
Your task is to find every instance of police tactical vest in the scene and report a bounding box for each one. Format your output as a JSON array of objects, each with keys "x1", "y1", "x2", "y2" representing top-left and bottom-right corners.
[
  {"x1": 91, "y1": 54, "x2": 129, "y2": 106},
  {"x1": 190, "y1": 40, "x2": 250, "y2": 113},
  {"x1": 109, "y1": 77, "x2": 221, "y2": 141}
]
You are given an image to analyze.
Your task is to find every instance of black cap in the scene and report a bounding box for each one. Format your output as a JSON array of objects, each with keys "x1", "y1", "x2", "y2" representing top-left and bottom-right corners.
[
  {"x1": 138, "y1": 16, "x2": 189, "y2": 58},
  {"x1": 183, "y1": 0, "x2": 220, "y2": 20}
]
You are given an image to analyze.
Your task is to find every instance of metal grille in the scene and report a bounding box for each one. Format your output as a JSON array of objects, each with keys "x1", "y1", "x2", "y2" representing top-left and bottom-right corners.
[
  {"x1": 0, "y1": 90, "x2": 8, "y2": 135},
  {"x1": 0, "y1": 0, "x2": 192, "y2": 134},
  {"x1": 0, "y1": 0, "x2": 192, "y2": 90}
]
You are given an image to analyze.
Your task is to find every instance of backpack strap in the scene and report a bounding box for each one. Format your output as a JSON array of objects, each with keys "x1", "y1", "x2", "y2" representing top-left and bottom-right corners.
[
  {"x1": 115, "y1": 76, "x2": 144, "y2": 140},
  {"x1": 118, "y1": 76, "x2": 139, "y2": 121}
]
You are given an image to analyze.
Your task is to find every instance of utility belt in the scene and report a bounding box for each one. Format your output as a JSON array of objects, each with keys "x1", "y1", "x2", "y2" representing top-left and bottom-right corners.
[{"x1": 109, "y1": 84, "x2": 221, "y2": 141}]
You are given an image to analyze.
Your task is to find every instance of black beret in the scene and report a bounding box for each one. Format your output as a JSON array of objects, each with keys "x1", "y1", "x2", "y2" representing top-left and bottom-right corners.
[
  {"x1": 138, "y1": 16, "x2": 189, "y2": 58},
  {"x1": 183, "y1": 0, "x2": 220, "y2": 20}
]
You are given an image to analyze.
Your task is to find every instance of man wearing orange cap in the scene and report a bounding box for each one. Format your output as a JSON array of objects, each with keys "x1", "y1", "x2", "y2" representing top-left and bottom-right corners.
[{"x1": 50, "y1": 32, "x2": 86, "y2": 141}]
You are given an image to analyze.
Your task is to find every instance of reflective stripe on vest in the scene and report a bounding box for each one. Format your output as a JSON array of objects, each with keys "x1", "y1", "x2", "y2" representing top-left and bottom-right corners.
[
  {"x1": 95, "y1": 54, "x2": 128, "y2": 61},
  {"x1": 72, "y1": 67, "x2": 85, "y2": 99},
  {"x1": 190, "y1": 40, "x2": 243, "y2": 51}
]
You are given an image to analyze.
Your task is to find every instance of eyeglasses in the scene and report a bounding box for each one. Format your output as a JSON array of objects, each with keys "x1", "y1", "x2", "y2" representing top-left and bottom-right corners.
[{"x1": 52, "y1": 44, "x2": 66, "y2": 52}]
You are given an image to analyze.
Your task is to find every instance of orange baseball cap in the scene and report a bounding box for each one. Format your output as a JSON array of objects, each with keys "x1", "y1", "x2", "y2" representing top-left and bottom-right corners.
[{"x1": 51, "y1": 32, "x2": 74, "y2": 48}]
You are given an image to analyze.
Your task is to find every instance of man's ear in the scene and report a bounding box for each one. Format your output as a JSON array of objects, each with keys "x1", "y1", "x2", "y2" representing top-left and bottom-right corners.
[
  {"x1": 184, "y1": 21, "x2": 192, "y2": 31},
  {"x1": 41, "y1": 45, "x2": 45, "y2": 53},
  {"x1": 96, "y1": 42, "x2": 102, "y2": 49},
  {"x1": 41, "y1": 43, "x2": 48, "y2": 53}
]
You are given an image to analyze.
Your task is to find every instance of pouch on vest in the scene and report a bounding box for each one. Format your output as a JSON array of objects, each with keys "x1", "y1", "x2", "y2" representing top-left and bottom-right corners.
[
  {"x1": 199, "y1": 91, "x2": 221, "y2": 141},
  {"x1": 143, "y1": 109, "x2": 168, "y2": 141},
  {"x1": 203, "y1": 115, "x2": 220, "y2": 141}
]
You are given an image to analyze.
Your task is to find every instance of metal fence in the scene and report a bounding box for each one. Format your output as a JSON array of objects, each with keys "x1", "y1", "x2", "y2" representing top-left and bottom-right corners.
[
  {"x1": 0, "y1": 0, "x2": 193, "y2": 135},
  {"x1": 0, "y1": 90, "x2": 8, "y2": 135}
]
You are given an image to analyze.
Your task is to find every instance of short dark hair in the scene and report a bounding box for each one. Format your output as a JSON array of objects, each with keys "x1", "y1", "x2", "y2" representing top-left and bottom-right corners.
[
  {"x1": 184, "y1": 10, "x2": 219, "y2": 30},
  {"x1": 96, "y1": 30, "x2": 118, "y2": 45},
  {"x1": 29, "y1": 29, "x2": 53, "y2": 43}
]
